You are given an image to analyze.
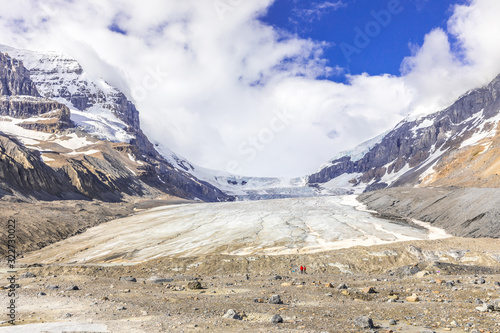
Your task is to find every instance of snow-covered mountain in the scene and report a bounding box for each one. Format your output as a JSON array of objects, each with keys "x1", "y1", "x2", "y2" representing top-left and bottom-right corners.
[
  {"x1": 1, "y1": 45, "x2": 139, "y2": 143},
  {"x1": 308, "y1": 74, "x2": 500, "y2": 192},
  {"x1": 0, "y1": 45, "x2": 231, "y2": 202}
]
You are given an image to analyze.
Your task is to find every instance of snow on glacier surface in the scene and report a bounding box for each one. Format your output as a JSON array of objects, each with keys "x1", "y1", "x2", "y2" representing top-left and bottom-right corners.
[{"x1": 26, "y1": 196, "x2": 450, "y2": 264}]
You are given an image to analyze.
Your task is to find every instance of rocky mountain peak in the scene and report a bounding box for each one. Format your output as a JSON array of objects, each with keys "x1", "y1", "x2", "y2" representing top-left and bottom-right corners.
[
  {"x1": 0, "y1": 52, "x2": 40, "y2": 97},
  {"x1": 0, "y1": 47, "x2": 140, "y2": 131},
  {"x1": 0, "y1": 45, "x2": 232, "y2": 203}
]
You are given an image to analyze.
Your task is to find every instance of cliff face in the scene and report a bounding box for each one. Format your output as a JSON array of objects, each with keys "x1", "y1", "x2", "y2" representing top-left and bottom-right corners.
[
  {"x1": 3, "y1": 47, "x2": 141, "y2": 131},
  {"x1": 0, "y1": 47, "x2": 232, "y2": 202},
  {"x1": 0, "y1": 134, "x2": 80, "y2": 199},
  {"x1": 308, "y1": 74, "x2": 500, "y2": 192},
  {"x1": 0, "y1": 52, "x2": 39, "y2": 97},
  {"x1": 0, "y1": 96, "x2": 71, "y2": 119}
]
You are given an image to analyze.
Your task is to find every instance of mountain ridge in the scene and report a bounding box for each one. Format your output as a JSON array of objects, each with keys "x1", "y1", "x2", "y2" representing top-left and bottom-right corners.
[
  {"x1": 307, "y1": 73, "x2": 500, "y2": 192},
  {"x1": 0, "y1": 45, "x2": 232, "y2": 202}
]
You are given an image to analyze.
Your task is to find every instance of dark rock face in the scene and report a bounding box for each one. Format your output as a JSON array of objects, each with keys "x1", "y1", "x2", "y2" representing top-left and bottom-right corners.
[
  {"x1": 0, "y1": 134, "x2": 82, "y2": 200},
  {"x1": 0, "y1": 96, "x2": 72, "y2": 120},
  {"x1": 18, "y1": 108, "x2": 72, "y2": 133},
  {"x1": 308, "y1": 74, "x2": 500, "y2": 191},
  {"x1": 0, "y1": 53, "x2": 72, "y2": 131},
  {"x1": 0, "y1": 52, "x2": 39, "y2": 97}
]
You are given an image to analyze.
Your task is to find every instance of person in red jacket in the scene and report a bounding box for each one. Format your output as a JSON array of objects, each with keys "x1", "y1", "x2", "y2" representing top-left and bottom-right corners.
[
  {"x1": 300, "y1": 266, "x2": 303, "y2": 274},
  {"x1": 304, "y1": 266, "x2": 307, "y2": 274}
]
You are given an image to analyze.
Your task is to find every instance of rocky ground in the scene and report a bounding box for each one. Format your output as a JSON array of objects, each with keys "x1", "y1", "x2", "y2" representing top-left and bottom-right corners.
[
  {"x1": 1, "y1": 191, "x2": 500, "y2": 333},
  {"x1": 1, "y1": 237, "x2": 500, "y2": 333}
]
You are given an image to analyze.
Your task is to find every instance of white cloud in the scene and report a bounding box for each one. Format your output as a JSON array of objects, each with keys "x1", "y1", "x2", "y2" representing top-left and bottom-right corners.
[
  {"x1": 293, "y1": 1, "x2": 347, "y2": 23},
  {"x1": 0, "y1": 0, "x2": 498, "y2": 177}
]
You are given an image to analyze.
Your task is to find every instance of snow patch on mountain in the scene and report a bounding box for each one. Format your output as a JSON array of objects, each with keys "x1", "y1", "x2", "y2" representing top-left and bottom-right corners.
[
  {"x1": 0, "y1": 115, "x2": 95, "y2": 154},
  {"x1": 319, "y1": 132, "x2": 388, "y2": 171},
  {"x1": 459, "y1": 111, "x2": 500, "y2": 149}
]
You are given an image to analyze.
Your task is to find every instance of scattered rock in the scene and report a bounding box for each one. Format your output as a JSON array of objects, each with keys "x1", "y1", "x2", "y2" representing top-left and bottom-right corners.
[
  {"x1": 491, "y1": 298, "x2": 500, "y2": 311},
  {"x1": 415, "y1": 270, "x2": 429, "y2": 278},
  {"x1": 66, "y1": 285, "x2": 80, "y2": 291},
  {"x1": 362, "y1": 286, "x2": 377, "y2": 294},
  {"x1": 63, "y1": 313, "x2": 72, "y2": 318},
  {"x1": 281, "y1": 282, "x2": 293, "y2": 287},
  {"x1": 46, "y1": 285, "x2": 59, "y2": 290},
  {"x1": 396, "y1": 264, "x2": 421, "y2": 276},
  {"x1": 337, "y1": 283, "x2": 348, "y2": 289},
  {"x1": 254, "y1": 298, "x2": 264, "y2": 303},
  {"x1": 223, "y1": 309, "x2": 242, "y2": 320},
  {"x1": 120, "y1": 276, "x2": 137, "y2": 283},
  {"x1": 274, "y1": 275, "x2": 282, "y2": 280},
  {"x1": 269, "y1": 295, "x2": 283, "y2": 304},
  {"x1": 187, "y1": 281, "x2": 202, "y2": 290},
  {"x1": 474, "y1": 278, "x2": 486, "y2": 284},
  {"x1": 389, "y1": 319, "x2": 397, "y2": 325},
  {"x1": 406, "y1": 294, "x2": 420, "y2": 302},
  {"x1": 475, "y1": 304, "x2": 494, "y2": 312},
  {"x1": 148, "y1": 277, "x2": 173, "y2": 284},
  {"x1": 325, "y1": 283, "x2": 334, "y2": 288},
  {"x1": 37, "y1": 292, "x2": 46, "y2": 296},
  {"x1": 19, "y1": 272, "x2": 36, "y2": 279},
  {"x1": 117, "y1": 306, "x2": 126, "y2": 311},
  {"x1": 354, "y1": 316, "x2": 374, "y2": 329},
  {"x1": 494, "y1": 281, "x2": 500, "y2": 287},
  {"x1": 271, "y1": 314, "x2": 283, "y2": 324}
]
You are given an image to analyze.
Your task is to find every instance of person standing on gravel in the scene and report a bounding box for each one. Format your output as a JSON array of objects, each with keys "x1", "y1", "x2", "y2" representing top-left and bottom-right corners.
[{"x1": 300, "y1": 266, "x2": 303, "y2": 274}]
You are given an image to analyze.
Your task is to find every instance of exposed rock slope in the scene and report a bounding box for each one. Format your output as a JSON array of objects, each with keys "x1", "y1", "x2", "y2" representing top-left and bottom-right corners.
[
  {"x1": 0, "y1": 46, "x2": 231, "y2": 202},
  {"x1": 359, "y1": 187, "x2": 500, "y2": 238},
  {"x1": 0, "y1": 52, "x2": 39, "y2": 96},
  {"x1": 308, "y1": 74, "x2": 500, "y2": 192}
]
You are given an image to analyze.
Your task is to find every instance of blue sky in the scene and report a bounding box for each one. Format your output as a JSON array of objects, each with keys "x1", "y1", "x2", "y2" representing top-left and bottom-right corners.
[{"x1": 261, "y1": 0, "x2": 465, "y2": 81}]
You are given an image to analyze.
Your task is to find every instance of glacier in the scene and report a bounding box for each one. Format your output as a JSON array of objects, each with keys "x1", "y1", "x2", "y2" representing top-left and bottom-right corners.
[{"x1": 25, "y1": 196, "x2": 450, "y2": 264}]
